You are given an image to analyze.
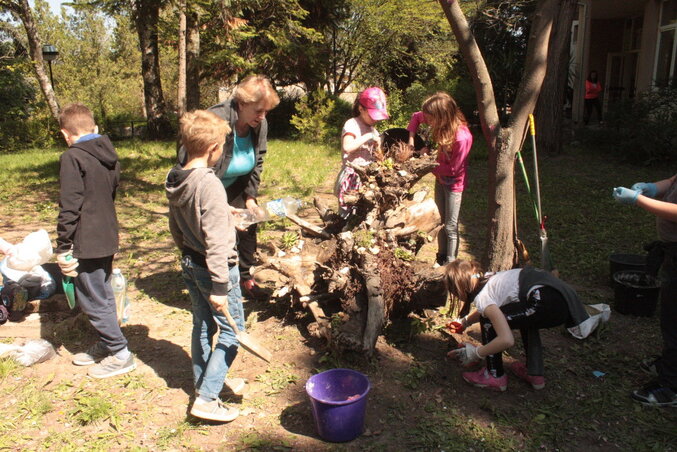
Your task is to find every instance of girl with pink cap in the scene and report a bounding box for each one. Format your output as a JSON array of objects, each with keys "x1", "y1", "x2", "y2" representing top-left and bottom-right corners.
[{"x1": 334, "y1": 87, "x2": 389, "y2": 218}]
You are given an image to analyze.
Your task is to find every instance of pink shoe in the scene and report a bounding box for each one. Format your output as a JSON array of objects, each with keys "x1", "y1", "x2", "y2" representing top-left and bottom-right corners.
[
  {"x1": 462, "y1": 367, "x2": 507, "y2": 392},
  {"x1": 509, "y1": 361, "x2": 545, "y2": 390}
]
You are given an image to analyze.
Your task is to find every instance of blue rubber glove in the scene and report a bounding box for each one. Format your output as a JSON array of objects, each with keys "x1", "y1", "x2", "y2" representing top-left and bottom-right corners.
[
  {"x1": 630, "y1": 182, "x2": 657, "y2": 198},
  {"x1": 613, "y1": 187, "x2": 639, "y2": 205}
]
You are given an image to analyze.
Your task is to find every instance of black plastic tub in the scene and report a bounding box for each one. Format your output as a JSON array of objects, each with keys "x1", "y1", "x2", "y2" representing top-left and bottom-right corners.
[
  {"x1": 609, "y1": 253, "x2": 646, "y2": 283},
  {"x1": 613, "y1": 270, "x2": 660, "y2": 317}
]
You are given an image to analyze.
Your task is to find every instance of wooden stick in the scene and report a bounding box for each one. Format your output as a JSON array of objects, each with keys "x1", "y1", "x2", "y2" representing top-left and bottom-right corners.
[{"x1": 286, "y1": 214, "x2": 331, "y2": 239}]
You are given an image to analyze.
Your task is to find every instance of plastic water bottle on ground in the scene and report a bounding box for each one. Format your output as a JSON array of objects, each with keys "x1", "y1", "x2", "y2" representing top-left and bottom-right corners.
[{"x1": 111, "y1": 268, "x2": 131, "y2": 325}]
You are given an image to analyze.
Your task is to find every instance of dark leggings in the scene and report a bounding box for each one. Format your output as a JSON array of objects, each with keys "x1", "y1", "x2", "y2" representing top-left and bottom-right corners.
[
  {"x1": 583, "y1": 98, "x2": 602, "y2": 124},
  {"x1": 481, "y1": 286, "x2": 570, "y2": 378}
]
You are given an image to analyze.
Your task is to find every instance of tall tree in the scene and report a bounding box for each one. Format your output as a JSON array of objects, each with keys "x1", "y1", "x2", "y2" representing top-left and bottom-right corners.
[
  {"x1": 133, "y1": 0, "x2": 173, "y2": 138},
  {"x1": 534, "y1": 0, "x2": 577, "y2": 154},
  {"x1": 0, "y1": 0, "x2": 60, "y2": 122},
  {"x1": 177, "y1": 0, "x2": 186, "y2": 115},
  {"x1": 325, "y1": 0, "x2": 445, "y2": 95},
  {"x1": 438, "y1": 0, "x2": 558, "y2": 271},
  {"x1": 185, "y1": 8, "x2": 199, "y2": 109}
]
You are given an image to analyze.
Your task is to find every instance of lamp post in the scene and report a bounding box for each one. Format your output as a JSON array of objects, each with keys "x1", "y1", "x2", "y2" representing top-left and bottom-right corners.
[{"x1": 42, "y1": 44, "x2": 59, "y2": 88}]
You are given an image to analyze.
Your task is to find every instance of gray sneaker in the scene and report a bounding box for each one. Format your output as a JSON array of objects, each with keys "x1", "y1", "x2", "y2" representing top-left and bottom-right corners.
[
  {"x1": 73, "y1": 342, "x2": 109, "y2": 366},
  {"x1": 190, "y1": 399, "x2": 239, "y2": 422},
  {"x1": 88, "y1": 354, "x2": 136, "y2": 378}
]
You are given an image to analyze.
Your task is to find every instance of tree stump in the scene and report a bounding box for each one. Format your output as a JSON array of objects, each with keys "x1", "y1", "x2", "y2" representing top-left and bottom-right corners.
[{"x1": 261, "y1": 147, "x2": 448, "y2": 355}]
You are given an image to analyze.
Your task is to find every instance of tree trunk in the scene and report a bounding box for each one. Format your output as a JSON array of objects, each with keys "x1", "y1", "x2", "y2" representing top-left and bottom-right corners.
[
  {"x1": 177, "y1": 0, "x2": 187, "y2": 116},
  {"x1": 535, "y1": 0, "x2": 577, "y2": 155},
  {"x1": 134, "y1": 0, "x2": 173, "y2": 139},
  {"x1": 439, "y1": 0, "x2": 558, "y2": 271},
  {"x1": 9, "y1": 0, "x2": 60, "y2": 123},
  {"x1": 186, "y1": 10, "x2": 200, "y2": 110}
]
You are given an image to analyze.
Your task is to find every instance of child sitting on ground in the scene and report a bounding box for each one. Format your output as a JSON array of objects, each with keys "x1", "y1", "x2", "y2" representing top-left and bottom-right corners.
[
  {"x1": 56, "y1": 103, "x2": 135, "y2": 378},
  {"x1": 334, "y1": 87, "x2": 389, "y2": 218},
  {"x1": 445, "y1": 259, "x2": 589, "y2": 392},
  {"x1": 166, "y1": 110, "x2": 246, "y2": 422}
]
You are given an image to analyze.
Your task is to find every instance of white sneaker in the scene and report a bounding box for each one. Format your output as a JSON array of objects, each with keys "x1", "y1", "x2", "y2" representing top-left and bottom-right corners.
[
  {"x1": 190, "y1": 399, "x2": 239, "y2": 422},
  {"x1": 88, "y1": 354, "x2": 136, "y2": 378},
  {"x1": 73, "y1": 342, "x2": 109, "y2": 366}
]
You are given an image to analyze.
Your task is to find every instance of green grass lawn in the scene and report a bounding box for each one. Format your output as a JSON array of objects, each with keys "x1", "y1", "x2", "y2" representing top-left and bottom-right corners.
[{"x1": 0, "y1": 137, "x2": 675, "y2": 450}]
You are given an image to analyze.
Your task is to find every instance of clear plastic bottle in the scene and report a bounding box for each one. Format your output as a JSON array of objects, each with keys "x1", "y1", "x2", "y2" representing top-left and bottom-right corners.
[
  {"x1": 265, "y1": 197, "x2": 303, "y2": 217},
  {"x1": 111, "y1": 268, "x2": 131, "y2": 325},
  {"x1": 232, "y1": 197, "x2": 303, "y2": 228}
]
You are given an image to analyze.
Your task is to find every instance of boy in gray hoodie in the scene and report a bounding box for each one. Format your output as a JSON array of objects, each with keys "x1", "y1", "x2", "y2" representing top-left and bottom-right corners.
[{"x1": 165, "y1": 110, "x2": 245, "y2": 422}]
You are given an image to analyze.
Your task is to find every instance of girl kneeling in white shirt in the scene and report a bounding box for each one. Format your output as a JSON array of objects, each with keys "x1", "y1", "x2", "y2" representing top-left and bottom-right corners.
[{"x1": 445, "y1": 259, "x2": 589, "y2": 391}]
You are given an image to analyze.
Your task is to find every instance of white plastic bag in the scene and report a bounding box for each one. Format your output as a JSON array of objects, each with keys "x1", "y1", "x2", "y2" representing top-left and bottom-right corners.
[
  {"x1": 6, "y1": 229, "x2": 53, "y2": 271},
  {"x1": 0, "y1": 339, "x2": 56, "y2": 366},
  {"x1": 567, "y1": 303, "x2": 611, "y2": 339}
]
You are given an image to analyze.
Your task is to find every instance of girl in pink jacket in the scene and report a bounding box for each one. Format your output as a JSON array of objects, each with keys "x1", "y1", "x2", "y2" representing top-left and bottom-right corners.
[{"x1": 407, "y1": 92, "x2": 473, "y2": 265}]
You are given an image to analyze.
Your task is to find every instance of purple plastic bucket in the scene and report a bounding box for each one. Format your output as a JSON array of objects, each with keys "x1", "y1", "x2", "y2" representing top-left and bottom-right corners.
[{"x1": 305, "y1": 368, "x2": 370, "y2": 442}]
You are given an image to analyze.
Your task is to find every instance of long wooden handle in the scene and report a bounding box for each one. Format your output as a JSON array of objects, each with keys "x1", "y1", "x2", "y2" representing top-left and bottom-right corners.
[{"x1": 220, "y1": 305, "x2": 241, "y2": 335}]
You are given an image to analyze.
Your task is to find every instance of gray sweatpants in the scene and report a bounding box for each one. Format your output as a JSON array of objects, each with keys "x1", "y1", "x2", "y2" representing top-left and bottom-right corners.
[{"x1": 74, "y1": 256, "x2": 128, "y2": 354}]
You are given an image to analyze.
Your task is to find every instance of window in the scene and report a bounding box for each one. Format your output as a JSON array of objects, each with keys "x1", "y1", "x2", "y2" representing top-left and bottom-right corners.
[{"x1": 654, "y1": 0, "x2": 677, "y2": 86}]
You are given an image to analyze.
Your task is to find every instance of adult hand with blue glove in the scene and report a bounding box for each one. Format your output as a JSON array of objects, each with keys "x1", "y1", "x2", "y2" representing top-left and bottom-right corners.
[
  {"x1": 613, "y1": 187, "x2": 640, "y2": 205},
  {"x1": 630, "y1": 182, "x2": 657, "y2": 198}
]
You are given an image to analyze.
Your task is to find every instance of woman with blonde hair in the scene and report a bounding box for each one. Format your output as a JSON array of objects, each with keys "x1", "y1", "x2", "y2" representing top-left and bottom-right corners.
[
  {"x1": 178, "y1": 74, "x2": 280, "y2": 300},
  {"x1": 407, "y1": 92, "x2": 472, "y2": 266},
  {"x1": 444, "y1": 259, "x2": 589, "y2": 392}
]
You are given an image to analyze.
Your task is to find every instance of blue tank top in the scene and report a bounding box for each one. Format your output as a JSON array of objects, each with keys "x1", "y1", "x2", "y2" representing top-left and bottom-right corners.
[{"x1": 221, "y1": 132, "x2": 255, "y2": 189}]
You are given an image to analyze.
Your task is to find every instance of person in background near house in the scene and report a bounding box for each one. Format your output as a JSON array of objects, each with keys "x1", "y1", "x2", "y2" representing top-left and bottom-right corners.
[
  {"x1": 613, "y1": 179, "x2": 677, "y2": 407},
  {"x1": 444, "y1": 259, "x2": 590, "y2": 392},
  {"x1": 584, "y1": 70, "x2": 603, "y2": 125},
  {"x1": 407, "y1": 92, "x2": 472, "y2": 266},
  {"x1": 167, "y1": 110, "x2": 248, "y2": 422},
  {"x1": 56, "y1": 103, "x2": 136, "y2": 379},
  {"x1": 178, "y1": 75, "x2": 280, "y2": 300},
  {"x1": 334, "y1": 87, "x2": 389, "y2": 218}
]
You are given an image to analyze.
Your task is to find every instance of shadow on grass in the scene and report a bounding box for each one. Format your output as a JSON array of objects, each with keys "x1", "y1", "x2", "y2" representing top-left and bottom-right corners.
[
  {"x1": 134, "y1": 270, "x2": 188, "y2": 310},
  {"x1": 125, "y1": 323, "x2": 194, "y2": 395}
]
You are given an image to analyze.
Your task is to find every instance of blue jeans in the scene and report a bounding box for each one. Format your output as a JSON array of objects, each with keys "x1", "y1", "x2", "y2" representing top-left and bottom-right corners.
[
  {"x1": 181, "y1": 256, "x2": 245, "y2": 400},
  {"x1": 435, "y1": 181, "x2": 463, "y2": 261}
]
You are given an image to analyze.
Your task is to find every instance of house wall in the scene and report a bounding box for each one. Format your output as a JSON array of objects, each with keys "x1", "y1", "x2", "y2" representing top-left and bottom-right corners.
[{"x1": 637, "y1": 0, "x2": 661, "y2": 91}]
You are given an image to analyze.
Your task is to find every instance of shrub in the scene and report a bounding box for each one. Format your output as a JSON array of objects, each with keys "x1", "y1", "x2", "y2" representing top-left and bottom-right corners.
[
  {"x1": 580, "y1": 86, "x2": 677, "y2": 164},
  {"x1": 267, "y1": 92, "x2": 299, "y2": 139},
  {"x1": 290, "y1": 90, "x2": 335, "y2": 143},
  {"x1": 290, "y1": 90, "x2": 351, "y2": 144}
]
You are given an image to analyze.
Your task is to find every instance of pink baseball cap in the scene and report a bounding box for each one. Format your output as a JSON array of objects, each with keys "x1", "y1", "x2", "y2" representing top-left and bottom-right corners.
[{"x1": 359, "y1": 87, "x2": 389, "y2": 121}]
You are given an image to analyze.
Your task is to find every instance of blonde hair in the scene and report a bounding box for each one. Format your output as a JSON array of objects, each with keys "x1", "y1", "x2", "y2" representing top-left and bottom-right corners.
[
  {"x1": 59, "y1": 103, "x2": 96, "y2": 135},
  {"x1": 179, "y1": 110, "x2": 231, "y2": 157},
  {"x1": 444, "y1": 259, "x2": 485, "y2": 313},
  {"x1": 233, "y1": 74, "x2": 280, "y2": 110},
  {"x1": 421, "y1": 92, "x2": 466, "y2": 149}
]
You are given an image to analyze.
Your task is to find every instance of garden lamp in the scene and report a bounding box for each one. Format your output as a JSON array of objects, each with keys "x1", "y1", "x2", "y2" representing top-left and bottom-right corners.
[{"x1": 42, "y1": 44, "x2": 59, "y2": 88}]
